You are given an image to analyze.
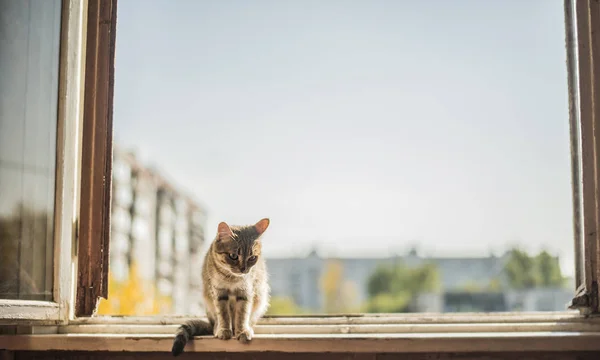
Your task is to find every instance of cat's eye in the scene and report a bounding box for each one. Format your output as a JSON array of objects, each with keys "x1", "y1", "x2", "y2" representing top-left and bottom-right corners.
[
  {"x1": 228, "y1": 253, "x2": 238, "y2": 260},
  {"x1": 248, "y1": 255, "x2": 257, "y2": 262}
]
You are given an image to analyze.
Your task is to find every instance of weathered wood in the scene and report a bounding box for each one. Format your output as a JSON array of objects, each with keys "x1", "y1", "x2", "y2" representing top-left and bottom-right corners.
[
  {"x1": 71, "y1": 312, "x2": 592, "y2": 326},
  {"x1": 2, "y1": 334, "x2": 600, "y2": 353},
  {"x1": 76, "y1": 0, "x2": 118, "y2": 317},
  {"x1": 0, "y1": 351, "x2": 14, "y2": 360},
  {"x1": 590, "y1": 0, "x2": 600, "y2": 314},
  {"x1": 54, "y1": 321, "x2": 600, "y2": 334},
  {"x1": 9, "y1": 351, "x2": 600, "y2": 360},
  {"x1": 565, "y1": 0, "x2": 584, "y2": 290},
  {"x1": 570, "y1": 0, "x2": 600, "y2": 314}
]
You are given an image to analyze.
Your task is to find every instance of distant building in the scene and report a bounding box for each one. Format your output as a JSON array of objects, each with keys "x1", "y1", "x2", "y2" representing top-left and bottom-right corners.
[
  {"x1": 266, "y1": 250, "x2": 573, "y2": 313},
  {"x1": 109, "y1": 147, "x2": 208, "y2": 315}
]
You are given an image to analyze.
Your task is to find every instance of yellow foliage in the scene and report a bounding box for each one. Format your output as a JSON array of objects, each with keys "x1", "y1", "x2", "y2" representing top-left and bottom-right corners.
[
  {"x1": 320, "y1": 260, "x2": 342, "y2": 312},
  {"x1": 97, "y1": 262, "x2": 172, "y2": 315},
  {"x1": 319, "y1": 260, "x2": 359, "y2": 313}
]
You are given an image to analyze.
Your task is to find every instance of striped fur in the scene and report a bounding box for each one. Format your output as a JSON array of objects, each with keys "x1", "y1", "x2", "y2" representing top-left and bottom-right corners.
[
  {"x1": 171, "y1": 319, "x2": 214, "y2": 355},
  {"x1": 171, "y1": 218, "x2": 271, "y2": 356}
]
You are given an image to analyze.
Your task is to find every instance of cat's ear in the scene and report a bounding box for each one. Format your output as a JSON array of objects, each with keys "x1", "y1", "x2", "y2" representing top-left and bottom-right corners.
[
  {"x1": 217, "y1": 221, "x2": 234, "y2": 242},
  {"x1": 254, "y1": 218, "x2": 270, "y2": 236}
]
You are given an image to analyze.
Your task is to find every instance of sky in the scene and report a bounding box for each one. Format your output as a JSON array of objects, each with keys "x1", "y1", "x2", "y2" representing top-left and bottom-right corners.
[{"x1": 112, "y1": 0, "x2": 574, "y2": 274}]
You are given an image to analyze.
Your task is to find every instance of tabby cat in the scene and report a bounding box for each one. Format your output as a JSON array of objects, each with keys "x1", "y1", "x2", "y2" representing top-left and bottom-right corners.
[{"x1": 171, "y1": 218, "x2": 271, "y2": 356}]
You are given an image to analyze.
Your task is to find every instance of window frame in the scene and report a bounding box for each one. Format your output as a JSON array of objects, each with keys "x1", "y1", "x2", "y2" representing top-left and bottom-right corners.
[
  {"x1": 75, "y1": 0, "x2": 117, "y2": 318},
  {"x1": 2, "y1": 0, "x2": 600, "y2": 342},
  {"x1": 67, "y1": 0, "x2": 600, "y2": 326},
  {"x1": 0, "y1": 0, "x2": 87, "y2": 325},
  {"x1": 568, "y1": 0, "x2": 600, "y2": 315},
  {"x1": 69, "y1": 0, "x2": 597, "y2": 323}
]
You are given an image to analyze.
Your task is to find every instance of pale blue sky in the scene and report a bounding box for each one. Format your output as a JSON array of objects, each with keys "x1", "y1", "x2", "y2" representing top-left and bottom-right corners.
[{"x1": 113, "y1": 0, "x2": 573, "y2": 273}]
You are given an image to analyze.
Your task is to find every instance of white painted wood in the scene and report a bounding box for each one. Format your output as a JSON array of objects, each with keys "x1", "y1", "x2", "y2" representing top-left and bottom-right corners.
[
  {"x1": 0, "y1": 300, "x2": 59, "y2": 323},
  {"x1": 57, "y1": 320, "x2": 600, "y2": 335},
  {"x1": 53, "y1": 0, "x2": 87, "y2": 323},
  {"x1": 71, "y1": 312, "x2": 589, "y2": 325},
  {"x1": 0, "y1": 0, "x2": 87, "y2": 324}
]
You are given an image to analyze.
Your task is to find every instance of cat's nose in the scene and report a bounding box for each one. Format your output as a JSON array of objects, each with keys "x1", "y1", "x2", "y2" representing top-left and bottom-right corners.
[{"x1": 240, "y1": 266, "x2": 246, "y2": 273}]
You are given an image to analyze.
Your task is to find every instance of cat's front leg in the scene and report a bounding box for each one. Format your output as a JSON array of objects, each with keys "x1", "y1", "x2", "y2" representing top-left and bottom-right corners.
[
  {"x1": 213, "y1": 293, "x2": 232, "y2": 340},
  {"x1": 233, "y1": 294, "x2": 253, "y2": 344},
  {"x1": 250, "y1": 283, "x2": 270, "y2": 327}
]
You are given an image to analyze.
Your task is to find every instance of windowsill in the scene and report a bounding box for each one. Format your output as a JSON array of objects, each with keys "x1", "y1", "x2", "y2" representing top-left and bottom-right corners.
[
  {"x1": 0, "y1": 300, "x2": 60, "y2": 322},
  {"x1": 3, "y1": 313, "x2": 600, "y2": 353},
  {"x1": 1, "y1": 332, "x2": 600, "y2": 353}
]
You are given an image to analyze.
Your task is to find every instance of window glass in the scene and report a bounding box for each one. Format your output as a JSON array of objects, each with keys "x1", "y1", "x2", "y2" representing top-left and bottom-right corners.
[{"x1": 0, "y1": 0, "x2": 62, "y2": 301}]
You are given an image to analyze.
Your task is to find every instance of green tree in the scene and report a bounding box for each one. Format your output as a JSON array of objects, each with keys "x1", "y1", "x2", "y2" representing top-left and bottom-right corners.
[
  {"x1": 266, "y1": 296, "x2": 304, "y2": 315},
  {"x1": 503, "y1": 248, "x2": 566, "y2": 289},
  {"x1": 536, "y1": 250, "x2": 564, "y2": 287},
  {"x1": 364, "y1": 261, "x2": 441, "y2": 313},
  {"x1": 366, "y1": 264, "x2": 396, "y2": 296},
  {"x1": 503, "y1": 249, "x2": 538, "y2": 289}
]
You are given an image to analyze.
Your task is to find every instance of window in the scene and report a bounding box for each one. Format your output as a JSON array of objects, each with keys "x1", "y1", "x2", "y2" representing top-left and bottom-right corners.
[
  {"x1": 0, "y1": 0, "x2": 83, "y2": 323},
  {"x1": 0, "y1": 0, "x2": 114, "y2": 322},
  {"x1": 102, "y1": 0, "x2": 578, "y2": 317},
  {"x1": 0, "y1": 0, "x2": 62, "y2": 302},
  {"x1": 3, "y1": 0, "x2": 600, "y2": 357}
]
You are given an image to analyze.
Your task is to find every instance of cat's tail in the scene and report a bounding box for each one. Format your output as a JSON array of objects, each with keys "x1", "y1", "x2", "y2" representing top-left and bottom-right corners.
[{"x1": 172, "y1": 319, "x2": 214, "y2": 356}]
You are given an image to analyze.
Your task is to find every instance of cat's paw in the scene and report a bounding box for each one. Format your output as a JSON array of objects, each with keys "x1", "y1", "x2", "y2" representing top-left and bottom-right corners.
[
  {"x1": 215, "y1": 328, "x2": 233, "y2": 340},
  {"x1": 236, "y1": 327, "x2": 254, "y2": 344}
]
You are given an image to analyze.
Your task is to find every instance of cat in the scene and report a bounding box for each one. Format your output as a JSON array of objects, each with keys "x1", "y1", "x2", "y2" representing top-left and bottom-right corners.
[{"x1": 171, "y1": 218, "x2": 271, "y2": 356}]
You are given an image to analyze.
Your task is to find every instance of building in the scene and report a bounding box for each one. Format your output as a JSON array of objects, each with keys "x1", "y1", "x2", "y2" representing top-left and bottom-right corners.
[
  {"x1": 108, "y1": 147, "x2": 208, "y2": 315},
  {"x1": 266, "y1": 250, "x2": 573, "y2": 313}
]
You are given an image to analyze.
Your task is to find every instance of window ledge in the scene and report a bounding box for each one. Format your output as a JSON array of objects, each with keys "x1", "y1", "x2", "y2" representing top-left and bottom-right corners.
[
  {"x1": 1, "y1": 332, "x2": 600, "y2": 353},
  {"x1": 0, "y1": 300, "x2": 60, "y2": 323}
]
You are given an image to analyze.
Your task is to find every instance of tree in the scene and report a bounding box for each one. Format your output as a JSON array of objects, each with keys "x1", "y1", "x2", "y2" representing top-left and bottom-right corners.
[
  {"x1": 536, "y1": 251, "x2": 564, "y2": 287},
  {"x1": 320, "y1": 260, "x2": 360, "y2": 313},
  {"x1": 366, "y1": 264, "x2": 396, "y2": 296},
  {"x1": 364, "y1": 261, "x2": 441, "y2": 313},
  {"x1": 503, "y1": 249, "x2": 537, "y2": 289},
  {"x1": 364, "y1": 292, "x2": 412, "y2": 313},
  {"x1": 266, "y1": 296, "x2": 304, "y2": 315},
  {"x1": 503, "y1": 248, "x2": 566, "y2": 290},
  {"x1": 97, "y1": 262, "x2": 172, "y2": 315}
]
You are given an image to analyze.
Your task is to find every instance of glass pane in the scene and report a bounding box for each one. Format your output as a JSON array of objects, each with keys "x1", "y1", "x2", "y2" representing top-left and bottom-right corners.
[
  {"x1": 103, "y1": 0, "x2": 574, "y2": 315},
  {"x1": 0, "y1": 0, "x2": 62, "y2": 301}
]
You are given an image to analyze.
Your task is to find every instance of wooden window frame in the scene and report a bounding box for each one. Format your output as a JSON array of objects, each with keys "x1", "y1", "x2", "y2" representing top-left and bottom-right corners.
[
  {"x1": 75, "y1": 0, "x2": 117, "y2": 318},
  {"x1": 6, "y1": 0, "x2": 600, "y2": 355},
  {"x1": 67, "y1": 0, "x2": 600, "y2": 321},
  {"x1": 0, "y1": 0, "x2": 119, "y2": 323},
  {"x1": 0, "y1": 0, "x2": 86, "y2": 325},
  {"x1": 568, "y1": 0, "x2": 600, "y2": 315},
  {"x1": 63, "y1": 0, "x2": 600, "y2": 328}
]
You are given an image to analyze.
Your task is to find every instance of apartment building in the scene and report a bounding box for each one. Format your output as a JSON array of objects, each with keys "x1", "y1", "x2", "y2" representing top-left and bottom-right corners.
[{"x1": 109, "y1": 147, "x2": 207, "y2": 314}]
